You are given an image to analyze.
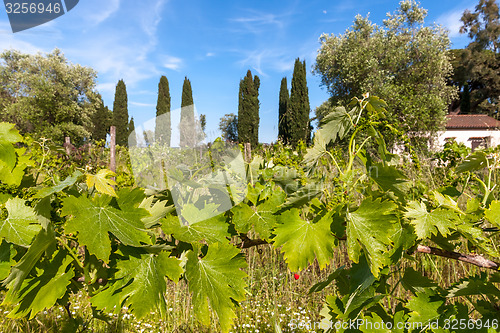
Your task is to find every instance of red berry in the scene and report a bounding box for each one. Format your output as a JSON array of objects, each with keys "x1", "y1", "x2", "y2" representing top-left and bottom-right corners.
[{"x1": 294, "y1": 273, "x2": 300, "y2": 280}]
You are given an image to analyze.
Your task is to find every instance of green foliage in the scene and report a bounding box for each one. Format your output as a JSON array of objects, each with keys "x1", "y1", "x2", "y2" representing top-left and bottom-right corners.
[
  {"x1": 180, "y1": 77, "x2": 196, "y2": 148},
  {"x1": 278, "y1": 77, "x2": 289, "y2": 143},
  {"x1": 274, "y1": 203, "x2": 337, "y2": 271},
  {"x1": 314, "y1": 0, "x2": 457, "y2": 136},
  {"x1": 128, "y1": 117, "x2": 136, "y2": 147},
  {"x1": 91, "y1": 251, "x2": 182, "y2": 318},
  {"x1": 237, "y1": 70, "x2": 260, "y2": 146},
  {"x1": 219, "y1": 113, "x2": 238, "y2": 142},
  {"x1": 91, "y1": 94, "x2": 112, "y2": 142},
  {"x1": 186, "y1": 243, "x2": 247, "y2": 333},
  {"x1": 289, "y1": 59, "x2": 310, "y2": 146},
  {"x1": 0, "y1": 198, "x2": 42, "y2": 246},
  {"x1": 1, "y1": 90, "x2": 500, "y2": 332},
  {"x1": 112, "y1": 79, "x2": 129, "y2": 147},
  {"x1": 61, "y1": 193, "x2": 151, "y2": 262},
  {"x1": 0, "y1": 49, "x2": 99, "y2": 144},
  {"x1": 449, "y1": 0, "x2": 500, "y2": 114},
  {"x1": 155, "y1": 75, "x2": 172, "y2": 146}
]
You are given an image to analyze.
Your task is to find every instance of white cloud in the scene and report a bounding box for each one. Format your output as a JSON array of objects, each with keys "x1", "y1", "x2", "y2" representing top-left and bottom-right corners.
[
  {"x1": 230, "y1": 10, "x2": 289, "y2": 34},
  {"x1": 236, "y1": 48, "x2": 297, "y2": 76},
  {"x1": 163, "y1": 55, "x2": 183, "y2": 71},
  {"x1": 0, "y1": 23, "x2": 46, "y2": 54},
  {"x1": 86, "y1": 0, "x2": 120, "y2": 25},
  {"x1": 436, "y1": 5, "x2": 473, "y2": 38},
  {"x1": 206, "y1": 52, "x2": 216, "y2": 57},
  {"x1": 130, "y1": 101, "x2": 156, "y2": 107}
]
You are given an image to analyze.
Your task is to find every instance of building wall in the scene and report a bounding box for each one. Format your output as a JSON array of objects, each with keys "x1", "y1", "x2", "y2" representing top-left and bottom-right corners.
[{"x1": 434, "y1": 129, "x2": 500, "y2": 150}]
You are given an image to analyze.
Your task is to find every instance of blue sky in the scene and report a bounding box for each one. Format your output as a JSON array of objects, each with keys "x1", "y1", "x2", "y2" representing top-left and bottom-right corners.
[{"x1": 0, "y1": 0, "x2": 478, "y2": 143}]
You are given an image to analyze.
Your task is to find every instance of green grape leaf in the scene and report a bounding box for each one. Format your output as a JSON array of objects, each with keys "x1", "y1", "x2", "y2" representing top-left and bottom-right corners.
[
  {"x1": 303, "y1": 131, "x2": 328, "y2": 169},
  {"x1": 0, "y1": 143, "x2": 16, "y2": 171},
  {"x1": 401, "y1": 267, "x2": 437, "y2": 295},
  {"x1": 2, "y1": 227, "x2": 56, "y2": 304},
  {"x1": 369, "y1": 163, "x2": 410, "y2": 201},
  {"x1": 318, "y1": 106, "x2": 355, "y2": 144},
  {"x1": 404, "y1": 201, "x2": 458, "y2": 240},
  {"x1": 86, "y1": 169, "x2": 117, "y2": 197},
  {"x1": 456, "y1": 151, "x2": 489, "y2": 173},
  {"x1": 273, "y1": 208, "x2": 337, "y2": 271},
  {"x1": 161, "y1": 213, "x2": 229, "y2": 245},
  {"x1": 1, "y1": 198, "x2": 42, "y2": 246},
  {"x1": 61, "y1": 195, "x2": 150, "y2": 262},
  {"x1": 34, "y1": 170, "x2": 83, "y2": 198},
  {"x1": 186, "y1": 243, "x2": 247, "y2": 332},
  {"x1": 0, "y1": 123, "x2": 23, "y2": 144},
  {"x1": 406, "y1": 290, "x2": 444, "y2": 326},
  {"x1": 0, "y1": 239, "x2": 14, "y2": 281},
  {"x1": 139, "y1": 196, "x2": 174, "y2": 229},
  {"x1": 485, "y1": 201, "x2": 500, "y2": 227},
  {"x1": 232, "y1": 190, "x2": 285, "y2": 240},
  {"x1": 7, "y1": 250, "x2": 74, "y2": 319},
  {"x1": 447, "y1": 275, "x2": 500, "y2": 299},
  {"x1": 91, "y1": 252, "x2": 183, "y2": 319},
  {"x1": 346, "y1": 197, "x2": 398, "y2": 278},
  {"x1": 432, "y1": 191, "x2": 463, "y2": 215}
]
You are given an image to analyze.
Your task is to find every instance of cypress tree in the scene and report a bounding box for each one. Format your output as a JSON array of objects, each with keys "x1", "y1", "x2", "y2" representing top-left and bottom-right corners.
[
  {"x1": 112, "y1": 79, "x2": 129, "y2": 147},
  {"x1": 179, "y1": 77, "x2": 195, "y2": 147},
  {"x1": 278, "y1": 77, "x2": 289, "y2": 143},
  {"x1": 237, "y1": 70, "x2": 260, "y2": 146},
  {"x1": 289, "y1": 58, "x2": 310, "y2": 146},
  {"x1": 91, "y1": 94, "x2": 112, "y2": 142},
  {"x1": 155, "y1": 75, "x2": 171, "y2": 146},
  {"x1": 128, "y1": 117, "x2": 137, "y2": 147}
]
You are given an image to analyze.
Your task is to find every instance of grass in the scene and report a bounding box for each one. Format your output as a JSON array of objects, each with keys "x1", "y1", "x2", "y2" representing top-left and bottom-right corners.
[{"x1": 1, "y1": 238, "x2": 487, "y2": 333}]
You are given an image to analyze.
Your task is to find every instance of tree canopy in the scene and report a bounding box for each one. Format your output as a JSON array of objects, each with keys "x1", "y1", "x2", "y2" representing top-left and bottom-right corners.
[
  {"x1": 314, "y1": 0, "x2": 457, "y2": 136},
  {"x1": 450, "y1": 0, "x2": 500, "y2": 115},
  {"x1": 179, "y1": 77, "x2": 195, "y2": 147},
  {"x1": 289, "y1": 59, "x2": 310, "y2": 146},
  {"x1": 0, "y1": 49, "x2": 99, "y2": 143},
  {"x1": 112, "y1": 79, "x2": 129, "y2": 147},
  {"x1": 155, "y1": 75, "x2": 171, "y2": 146},
  {"x1": 278, "y1": 77, "x2": 289, "y2": 143},
  {"x1": 219, "y1": 113, "x2": 238, "y2": 142},
  {"x1": 237, "y1": 70, "x2": 260, "y2": 146}
]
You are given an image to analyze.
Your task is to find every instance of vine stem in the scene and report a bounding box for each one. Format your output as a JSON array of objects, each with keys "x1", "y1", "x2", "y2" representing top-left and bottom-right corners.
[
  {"x1": 415, "y1": 245, "x2": 499, "y2": 271},
  {"x1": 57, "y1": 237, "x2": 84, "y2": 270},
  {"x1": 235, "y1": 236, "x2": 500, "y2": 271}
]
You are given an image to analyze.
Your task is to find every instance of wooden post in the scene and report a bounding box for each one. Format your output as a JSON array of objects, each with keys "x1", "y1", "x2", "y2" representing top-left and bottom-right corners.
[
  {"x1": 64, "y1": 137, "x2": 71, "y2": 155},
  {"x1": 244, "y1": 142, "x2": 251, "y2": 163},
  {"x1": 110, "y1": 126, "x2": 116, "y2": 173}
]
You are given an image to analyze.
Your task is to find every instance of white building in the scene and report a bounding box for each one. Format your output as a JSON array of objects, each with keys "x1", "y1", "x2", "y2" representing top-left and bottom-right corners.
[{"x1": 435, "y1": 114, "x2": 500, "y2": 151}]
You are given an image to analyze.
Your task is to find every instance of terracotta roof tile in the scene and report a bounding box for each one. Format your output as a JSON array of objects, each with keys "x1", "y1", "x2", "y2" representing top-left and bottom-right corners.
[{"x1": 446, "y1": 115, "x2": 500, "y2": 129}]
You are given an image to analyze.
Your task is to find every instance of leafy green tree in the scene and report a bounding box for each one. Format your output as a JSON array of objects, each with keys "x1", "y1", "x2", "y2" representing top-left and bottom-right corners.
[
  {"x1": 129, "y1": 117, "x2": 137, "y2": 147},
  {"x1": 91, "y1": 94, "x2": 112, "y2": 142},
  {"x1": 155, "y1": 75, "x2": 171, "y2": 146},
  {"x1": 199, "y1": 114, "x2": 206, "y2": 134},
  {"x1": 219, "y1": 113, "x2": 238, "y2": 142},
  {"x1": 0, "y1": 49, "x2": 99, "y2": 143},
  {"x1": 453, "y1": 0, "x2": 500, "y2": 115},
  {"x1": 180, "y1": 77, "x2": 195, "y2": 147},
  {"x1": 112, "y1": 80, "x2": 129, "y2": 147},
  {"x1": 314, "y1": 0, "x2": 457, "y2": 136},
  {"x1": 278, "y1": 77, "x2": 289, "y2": 143},
  {"x1": 237, "y1": 70, "x2": 260, "y2": 146},
  {"x1": 289, "y1": 59, "x2": 310, "y2": 146}
]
